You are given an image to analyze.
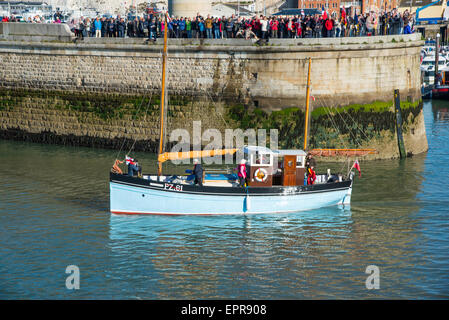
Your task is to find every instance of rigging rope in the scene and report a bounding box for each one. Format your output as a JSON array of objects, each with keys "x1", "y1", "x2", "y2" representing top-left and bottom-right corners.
[
  {"x1": 343, "y1": 95, "x2": 377, "y2": 143},
  {"x1": 126, "y1": 95, "x2": 153, "y2": 156},
  {"x1": 202, "y1": 88, "x2": 230, "y2": 129},
  {"x1": 315, "y1": 96, "x2": 349, "y2": 150},
  {"x1": 112, "y1": 93, "x2": 152, "y2": 168},
  {"x1": 321, "y1": 96, "x2": 365, "y2": 149},
  {"x1": 314, "y1": 97, "x2": 352, "y2": 176}
]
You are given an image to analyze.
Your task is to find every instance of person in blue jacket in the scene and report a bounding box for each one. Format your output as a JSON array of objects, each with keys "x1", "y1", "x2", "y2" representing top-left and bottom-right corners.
[
  {"x1": 198, "y1": 19, "x2": 205, "y2": 38},
  {"x1": 178, "y1": 17, "x2": 186, "y2": 38},
  {"x1": 94, "y1": 17, "x2": 102, "y2": 37}
]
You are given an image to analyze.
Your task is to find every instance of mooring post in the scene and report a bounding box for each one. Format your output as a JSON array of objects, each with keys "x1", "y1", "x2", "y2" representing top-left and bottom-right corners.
[{"x1": 394, "y1": 89, "x2": 407, "y2": 159}]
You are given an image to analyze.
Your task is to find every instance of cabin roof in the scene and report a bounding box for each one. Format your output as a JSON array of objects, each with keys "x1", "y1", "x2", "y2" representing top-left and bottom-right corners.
[
  {"x1": 242, "y1": 146, "x2": 306, "y2": 156},
  {"x1": 275, "y1": 149, "x2": 307, "y2": 156},
  {"x1": 242, "y1": 146, "x2": 273, "y2": 154}
]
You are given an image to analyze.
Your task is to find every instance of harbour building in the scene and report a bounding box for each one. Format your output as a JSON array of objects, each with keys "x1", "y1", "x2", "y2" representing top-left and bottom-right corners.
[{"x1": 0, "y1": 1, "x2": 52, "y2": 17}]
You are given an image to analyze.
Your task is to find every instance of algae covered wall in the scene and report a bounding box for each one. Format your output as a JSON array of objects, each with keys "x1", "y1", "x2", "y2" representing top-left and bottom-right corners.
[
  {"x1": 0, "y1": 35, "x2": 427, "y2": 159},
  {"x1": 0, "y1": 89, "x2": 230, "y2": 152},
  {"x1": 228, "y1": 100, "x2": 428, "y2": 160},
  {"x1": 0, "y1": 88, "x2": 427, "y2": 159}
]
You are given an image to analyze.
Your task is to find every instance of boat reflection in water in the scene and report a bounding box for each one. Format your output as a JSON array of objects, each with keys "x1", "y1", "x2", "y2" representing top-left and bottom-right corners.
[{"x1": 108, "y1": 207, "x2": 355, "y2": 299}]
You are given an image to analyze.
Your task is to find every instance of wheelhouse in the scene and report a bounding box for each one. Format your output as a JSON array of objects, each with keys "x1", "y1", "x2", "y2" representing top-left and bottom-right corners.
[{"x1": 242, "y1": 146, "x2": 308, "y2": 187}]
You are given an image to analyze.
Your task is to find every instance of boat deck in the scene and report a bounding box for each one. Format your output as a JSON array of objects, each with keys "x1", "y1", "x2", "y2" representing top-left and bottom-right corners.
[{"x1": 141, "y1": 173, "x2": 336, "y2": 187}]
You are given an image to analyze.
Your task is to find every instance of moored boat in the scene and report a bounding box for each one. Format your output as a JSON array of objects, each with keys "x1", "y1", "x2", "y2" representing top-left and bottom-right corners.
[
  {"x1": 110, "y1": 146, "x2": 354, "y2": 215},
  {"x1": 109, "y1": 12, "x2": 359, "y2": 216}
]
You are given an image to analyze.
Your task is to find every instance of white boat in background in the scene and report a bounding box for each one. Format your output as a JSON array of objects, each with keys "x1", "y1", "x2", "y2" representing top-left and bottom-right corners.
[{"x1": 420, "y1": 55, "x2": 449, "y2": 72}]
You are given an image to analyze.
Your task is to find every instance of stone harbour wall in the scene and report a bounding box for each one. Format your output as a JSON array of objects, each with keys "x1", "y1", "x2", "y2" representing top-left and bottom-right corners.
[
  {"x1": 0, "y1": 34, "x2": 428, "y2": 159},
  {"x1": 0, "y1": 89, "x2": 230, "y2": 152},
  {"x1": 0, "y1": 34, "x2": 424, "y2": 109}
]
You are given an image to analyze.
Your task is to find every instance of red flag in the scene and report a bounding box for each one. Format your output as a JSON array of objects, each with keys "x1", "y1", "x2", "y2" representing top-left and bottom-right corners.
[{"x1": 353, "y1": 160, "x2": 361, "y2": 177}]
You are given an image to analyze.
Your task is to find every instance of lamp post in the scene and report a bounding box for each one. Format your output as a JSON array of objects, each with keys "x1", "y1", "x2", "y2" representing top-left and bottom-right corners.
[{"x1": 435, "y1": 33, "x2": 440, "y2": 86}]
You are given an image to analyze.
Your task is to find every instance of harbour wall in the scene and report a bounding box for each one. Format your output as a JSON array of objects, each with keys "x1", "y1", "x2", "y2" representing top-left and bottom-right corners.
[{"x1": 0, "y1": 33, "x2": 428, "y2": 159}]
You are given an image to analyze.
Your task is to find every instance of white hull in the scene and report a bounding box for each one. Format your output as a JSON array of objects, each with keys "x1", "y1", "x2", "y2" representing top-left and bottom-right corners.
[{"x1": 110, "y1": 175, "x2": 353, "y2": 215}]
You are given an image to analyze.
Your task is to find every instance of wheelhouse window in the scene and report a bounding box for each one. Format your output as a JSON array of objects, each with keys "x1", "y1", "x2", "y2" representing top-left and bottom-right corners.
[
  {"x1": 251, "y1": 153, "x2": 272, "y2": 167},
  {"x1": 296, "y1": 156, "x2": 305, "y2": 168}
]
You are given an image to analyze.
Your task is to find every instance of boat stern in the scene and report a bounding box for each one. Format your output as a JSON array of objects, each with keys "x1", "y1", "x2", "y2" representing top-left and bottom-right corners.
[{"x1": 339, "y1": 172, "x2": 354, "y2": 206}]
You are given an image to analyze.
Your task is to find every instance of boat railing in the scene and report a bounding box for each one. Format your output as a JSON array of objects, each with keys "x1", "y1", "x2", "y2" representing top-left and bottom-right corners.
[{"x1": 203, "y1": 167, "x2": 235, "y2": 174}]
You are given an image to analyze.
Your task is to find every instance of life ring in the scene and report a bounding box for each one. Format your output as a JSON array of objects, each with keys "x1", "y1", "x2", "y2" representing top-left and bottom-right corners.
[{"x1": 254, "y1": 168, "x2": 268, "y2": 182}]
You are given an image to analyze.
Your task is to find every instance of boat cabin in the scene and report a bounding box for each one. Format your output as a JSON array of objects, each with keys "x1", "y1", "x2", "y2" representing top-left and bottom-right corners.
[
  {"x1": 242, "y1": 146, "x2": 307, "y2": 187},
  {"x1": 138, "y1": 146, "x2": 338, "y2": 187}
]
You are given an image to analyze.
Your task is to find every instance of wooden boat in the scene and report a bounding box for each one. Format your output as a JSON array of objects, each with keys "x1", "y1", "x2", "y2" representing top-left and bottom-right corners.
[
  {"x1": 110, "y1": 145, "x2": 354, "y2": 215},
  {"x1": 109, "y1": 13, "x2": 356, "y2": 215}
]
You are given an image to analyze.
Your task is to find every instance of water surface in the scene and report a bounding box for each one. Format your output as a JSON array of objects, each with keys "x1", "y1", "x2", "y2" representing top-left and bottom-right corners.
[{"x1": 0, "y1": 100, "x2": 448, "y2": 299}]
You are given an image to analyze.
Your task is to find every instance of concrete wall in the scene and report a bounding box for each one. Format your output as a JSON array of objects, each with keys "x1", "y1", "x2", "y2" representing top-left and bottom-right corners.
[
  {"x1": 0, "y1": 22, "x2": 73, "y2": 42},
  {"x1": 0, "y1": 91, "x2": 226, "y2": 152},
  {"x1": 0, "y1": 33, "x2": 424, "y2": 110},
  {"x1": 169, "y1": 0, "x2": 212, "y2": 18},
  {"x1": 0, "y1": 34, "x2": 428, "y2": 158}
]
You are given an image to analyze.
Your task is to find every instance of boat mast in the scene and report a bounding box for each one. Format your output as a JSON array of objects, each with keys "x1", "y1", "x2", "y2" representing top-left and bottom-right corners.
[
  {"x1": 303, "y1": 58, "x2": 312, "y2": 151},
  {"x1": 157, "y1": 12, "x2": 169, "y2": 177}
]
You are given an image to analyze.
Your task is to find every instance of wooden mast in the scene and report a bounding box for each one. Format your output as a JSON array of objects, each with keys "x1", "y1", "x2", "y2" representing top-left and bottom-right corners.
[
  {"x1": 157, "y1": 12, "x2": 169, "y2": 177},
  {"x1": 303, "y1": 58, "x2": 312, "y2": 151}
]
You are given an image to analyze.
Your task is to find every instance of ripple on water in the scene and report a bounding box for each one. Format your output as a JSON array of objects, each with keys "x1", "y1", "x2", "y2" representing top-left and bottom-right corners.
[{"x1": 1, "y1": 100, "x2": 449, "y2": 298}]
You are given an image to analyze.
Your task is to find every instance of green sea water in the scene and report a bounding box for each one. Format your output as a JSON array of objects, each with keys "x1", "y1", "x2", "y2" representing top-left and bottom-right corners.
[{"x1": 0, "y1": 100, "x2": 448, "y2": 299}]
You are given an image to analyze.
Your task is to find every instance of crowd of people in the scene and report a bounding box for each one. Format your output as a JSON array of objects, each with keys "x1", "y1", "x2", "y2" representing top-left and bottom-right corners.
[
  {"x1": 66, "y1": 8, "x2": 416, "y2": 40},
  {"x1": 1, "y1": 8, "x2": 416, "y2": 40}
]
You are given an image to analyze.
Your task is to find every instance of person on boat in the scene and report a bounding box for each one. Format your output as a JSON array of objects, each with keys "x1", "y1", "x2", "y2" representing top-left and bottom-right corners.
[
  {"x1": 238, "y1": 159, "x2": 247, "y2": 187},
  {"x1": 134, "y1": 159, "x2": 142, "y2": 178},
  {"x1": 125, "y1": 155, "x2": 139, "y2": 177},
  {"x1": 112, "y1": 159, "x2": 124, "y2": 174},
  {"x1": 307, "y1": 166, "x2": 316, "y2": 185},
  {"x1": 193, "y1": 159, "x2": 204, "y2": 186},
  {"x1": 305, "y1": 153, "x2": 316, "y2": 170}
]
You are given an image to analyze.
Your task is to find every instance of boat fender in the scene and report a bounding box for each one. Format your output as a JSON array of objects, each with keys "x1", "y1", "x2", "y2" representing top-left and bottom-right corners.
[
  {"x1": 245, "y1": 187, "x2": 251, "y2": 212},
  {"x1": 254, "y1": 168, "x2": 268, "y2": 183}
]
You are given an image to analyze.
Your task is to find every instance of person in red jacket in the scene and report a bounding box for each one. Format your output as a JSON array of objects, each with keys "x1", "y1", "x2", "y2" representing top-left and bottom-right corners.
[
  {"x1": 324, "y1": 18, "x2": 333, "y2": 38},
  {"x1": 307, "y1": 166, "x2": 317, "y2": 185},
  {"x1": 237, "y1": 159, "x2": 247, "y2": 187},
  {"x1": 270, "y1": 18, "x2": 279, "y2": 38},
  {"x1": 125, "y1": 155, "x2": 139, "y2": 177},
  {"x1": 295, "y1": 20, "x2": 302, "y2": 38}
]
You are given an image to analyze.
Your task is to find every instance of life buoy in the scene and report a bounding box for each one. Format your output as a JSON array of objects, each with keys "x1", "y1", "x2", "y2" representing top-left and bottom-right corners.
[{"x1": 254, "y1": 168, "x2": 268, "y2": 182}]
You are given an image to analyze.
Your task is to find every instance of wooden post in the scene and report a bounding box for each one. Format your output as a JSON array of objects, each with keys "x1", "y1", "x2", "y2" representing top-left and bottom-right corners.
[
  {"x1": 394, "y1": 89, "x2": 407, "y2": 159},
  {"x1": 303, "y1": 58, "x2": 312, "y2": 151},
  {"x1": 157, "y1": 13, "x2": 169, "y2": 176}
]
